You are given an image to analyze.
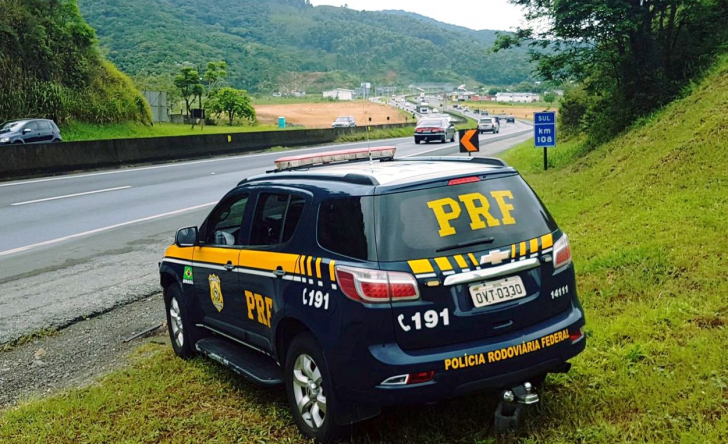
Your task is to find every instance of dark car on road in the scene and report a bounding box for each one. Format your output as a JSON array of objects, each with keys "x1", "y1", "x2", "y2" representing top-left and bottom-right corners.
[
  {"x1": 414, "y1": 117, "x2": 456, "y2": 144},
  {"x1": 159, "y1": 146, "x2": 586, "y2": 442},
  {"x1": 0, "y1": 119, "x2": 62, "y2": 145},
  {"x1": 506, "y1": 115, "x2": 516, "y2": 123}
]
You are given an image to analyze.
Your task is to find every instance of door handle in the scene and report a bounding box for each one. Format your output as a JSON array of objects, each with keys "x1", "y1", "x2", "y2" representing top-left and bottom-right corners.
[
  {"x1": 224, "y1": 261, "x2": 234, "y2": 271},
  {"x1": 274, "y1": 266, "x2": 286, "y2": 278}
]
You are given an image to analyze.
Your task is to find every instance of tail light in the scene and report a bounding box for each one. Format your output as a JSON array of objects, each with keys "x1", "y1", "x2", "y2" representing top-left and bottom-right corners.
[
  {"x1": 335, "y1": 265, "x2": 420, "y2": 303},
  {"x1": 553, "y1": 233, "x2": 572, "y2": 269},
  {"x1": 570, "y1": 327, "x2": 584, "y2": 343}
]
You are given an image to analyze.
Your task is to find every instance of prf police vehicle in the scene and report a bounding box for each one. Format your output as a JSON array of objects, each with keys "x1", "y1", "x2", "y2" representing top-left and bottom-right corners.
[{"x1": 159, "y1": 146, "x2": 586, "y2": 442}]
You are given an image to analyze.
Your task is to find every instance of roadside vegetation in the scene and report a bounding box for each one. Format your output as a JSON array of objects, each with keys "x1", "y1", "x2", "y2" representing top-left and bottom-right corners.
[
  {"x1": 0, "y1": 0, "x2": 150, "y2": 125},
  {"x1": 4, "y1": 41, "x2": 728, "y2": 444},
  {"x1": 60, "y1": 121, "x2": 282, "y2": 142}
]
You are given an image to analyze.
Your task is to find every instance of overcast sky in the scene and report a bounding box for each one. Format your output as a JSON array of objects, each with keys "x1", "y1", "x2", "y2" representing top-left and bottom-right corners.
[{"x1": 308, "y1": 0, "x2": 526, "y2": 32}]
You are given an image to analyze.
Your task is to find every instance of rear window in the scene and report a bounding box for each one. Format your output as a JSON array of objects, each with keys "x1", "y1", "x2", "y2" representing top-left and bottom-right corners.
[
  {"x1": 317, "y1": 197, "x2": 376, "y2": 261},
  {"x1": 418, "y1": 119, "x2": 442, "y2": 126},
  {"x1": 374, "y1": 175, "x2": 557, "y2": 261}
]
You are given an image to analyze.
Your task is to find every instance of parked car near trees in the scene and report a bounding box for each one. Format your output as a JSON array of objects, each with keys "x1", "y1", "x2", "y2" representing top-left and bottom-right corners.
[{"x1": 0, "y1": 119, "x2": 62, "y2": 145}]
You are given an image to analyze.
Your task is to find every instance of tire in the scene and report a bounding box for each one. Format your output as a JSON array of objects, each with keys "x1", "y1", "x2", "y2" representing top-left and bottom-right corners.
[
  {"x1": 164, "y1": 284, "x2": 197, "y2": 359},
  {"x1": 52, "y1": 138, "x2": 61, "y2": 143},
  {"x1": 441, "y1": 136, "x2": 446, "y2": 143},
  {"x1": 450, "y1": 134, "x2": 455, "y2": 142},
  {"x1": 285, "y1": 332, "x2": 342, "y2": 443},
  {"x1": 414, "y1": 138, "x2": 420, "y2": 144}
]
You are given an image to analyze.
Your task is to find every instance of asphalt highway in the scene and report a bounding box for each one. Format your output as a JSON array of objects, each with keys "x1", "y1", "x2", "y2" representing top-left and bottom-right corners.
[{"x1": 0, "y1": 120, "x2": 533, "y2": 344}]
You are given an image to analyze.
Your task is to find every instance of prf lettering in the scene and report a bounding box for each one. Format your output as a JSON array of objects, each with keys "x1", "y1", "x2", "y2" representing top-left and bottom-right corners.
[
  {"x1": 427, "y1": 190, "x2": 516, "y2": 237},
  {"x1": 245, "y1": 290, "x2": 273, "y2": 328}
]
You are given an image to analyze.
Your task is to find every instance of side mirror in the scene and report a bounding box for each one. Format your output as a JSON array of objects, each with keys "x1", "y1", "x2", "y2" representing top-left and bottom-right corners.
[
  {"x1": 22, "y1": 128, "x2": 32, "y2": 134},
  {"x1": 175, "y1": 226, "x2": 198, "y2": 247}
]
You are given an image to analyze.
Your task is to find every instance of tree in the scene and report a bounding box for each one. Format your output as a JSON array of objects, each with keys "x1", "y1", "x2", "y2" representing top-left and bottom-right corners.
[
  {"x1": 174, "y1": 67, "x2": 202, "y2": 116},
  {"x1": 203, "y1": 61, "x2": 227, "y2": 94},
  {"x1": 496, "y1": 0, "x2": 728, "y2": 141},
  {"x1": 543, "y1": 92, "x2": 556, "y2": 103},
  {"x1": 207, "y1": 87, "x2": 256, "y2": 126}
]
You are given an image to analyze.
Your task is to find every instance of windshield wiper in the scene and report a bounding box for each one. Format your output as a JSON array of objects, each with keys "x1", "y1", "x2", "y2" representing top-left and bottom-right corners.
[{"x1": 436, "y1": 236, "x2": 495, "y2": 253}]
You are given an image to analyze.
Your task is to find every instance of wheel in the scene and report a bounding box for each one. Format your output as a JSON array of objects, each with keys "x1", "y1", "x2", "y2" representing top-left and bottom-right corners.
[
  {"x1": 441, "y1": 136, "x2": 446, "y2": 143},
  {"x1": 164, "y1": 284, "x2": 198, "y2": 359},
  {"x1": 450, "y1": 134, "x2": 455, "y2": 142},
  {"x1": 52, "y1": 138, "x2": 61, "y2": 143},
  {"x1": 12, "y1": 140, "x2": 23, "y2": 144},
  {"x1": 414, "y1": 138, "x2": 420, "y2": 144},
  {"x1": 285, "y1": 332, "x2": 342, "y2": 443}
]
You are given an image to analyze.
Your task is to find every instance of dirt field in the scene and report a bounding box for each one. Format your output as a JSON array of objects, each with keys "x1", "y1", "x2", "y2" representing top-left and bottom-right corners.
[{"x1": 255, "y1": 102, "x2": 409, "y2": 128}]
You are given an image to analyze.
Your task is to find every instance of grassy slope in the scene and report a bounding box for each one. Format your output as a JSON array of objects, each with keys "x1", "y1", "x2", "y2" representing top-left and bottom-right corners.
[{"x1": 3, "y1": 55, "x2": 728, "y2": 443}]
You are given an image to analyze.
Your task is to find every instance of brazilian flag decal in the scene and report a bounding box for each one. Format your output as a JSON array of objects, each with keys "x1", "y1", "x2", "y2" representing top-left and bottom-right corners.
[{"x1": 183, "y1": 266, "x2": 194, "y2": 285}]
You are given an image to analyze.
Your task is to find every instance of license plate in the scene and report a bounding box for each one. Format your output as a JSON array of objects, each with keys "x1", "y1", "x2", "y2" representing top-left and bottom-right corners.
[{"x1": 469, "y1": 276, "x2": 526, "y2": 308}]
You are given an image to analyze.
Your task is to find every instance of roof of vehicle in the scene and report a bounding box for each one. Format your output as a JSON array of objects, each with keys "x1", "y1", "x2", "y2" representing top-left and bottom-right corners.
[{"x1": 240, "y1": 155, "x2": 514, "y2": 193}]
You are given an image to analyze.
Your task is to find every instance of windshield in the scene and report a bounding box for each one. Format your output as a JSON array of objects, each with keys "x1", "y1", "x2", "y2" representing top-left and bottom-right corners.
[
  {"x1": 0, "y1": 121, "x2": 22, "y2": 133},
  {"x1": 374, "y1": 175, "x2": 557, "y2": 261},
  {"x1": 334, "y1": 117, "x2": 349, "y2": 122}
]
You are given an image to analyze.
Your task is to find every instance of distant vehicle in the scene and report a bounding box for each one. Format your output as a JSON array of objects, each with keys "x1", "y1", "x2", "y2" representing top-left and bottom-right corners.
[
  {"x1": 414, "y1": 117, "x2": 455, "y2": 144},
  {"x1": 499, "y1": 113, "x2": 509, "y2": 121},
  {"x1": 478, "y1": 117, "x2": 500, "y2": 134},
  {"x1": 331, "y1": 116, "x2": 356, "y2": 128},
  {"x1": 474, "y1": 109, "x2": 480, "y2": 114},
  {"x1": 464, "y1": 106, "x2": 470, "y2": 112},
  {"x1": 506, "y1": 115, "x2": 516, "y2": 123},
  {"x1": 0, "y1": 119, "x2": 62, "y2": 145},
  {"x1": 418, "y1": 102, "x2": 429, "y2": 114}
]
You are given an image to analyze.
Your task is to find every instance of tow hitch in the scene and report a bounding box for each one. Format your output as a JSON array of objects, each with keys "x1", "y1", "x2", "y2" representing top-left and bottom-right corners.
[{"x1": 493, "y1": 382, "x2": 539, "y2": 433}]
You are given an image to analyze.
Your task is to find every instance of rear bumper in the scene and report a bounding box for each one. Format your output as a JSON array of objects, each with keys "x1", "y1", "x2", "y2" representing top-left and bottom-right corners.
[
  {"x1": 414, "y1": 133, "x2": 445, "y2": 141},
  {"x1": 332, "y1": 303, "x2": 585, "y2": 406}
]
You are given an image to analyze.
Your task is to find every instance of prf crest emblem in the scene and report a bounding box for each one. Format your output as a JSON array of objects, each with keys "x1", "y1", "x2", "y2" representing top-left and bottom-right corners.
[{"x1": 208, "y1": 274, "x2": 224, "y2": 312}]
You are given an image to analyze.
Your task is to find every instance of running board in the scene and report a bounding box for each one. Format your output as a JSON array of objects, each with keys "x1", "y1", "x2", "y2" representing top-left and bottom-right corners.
[{"x1": 195, "y1": 337, "x2": 283, "y2": 386}]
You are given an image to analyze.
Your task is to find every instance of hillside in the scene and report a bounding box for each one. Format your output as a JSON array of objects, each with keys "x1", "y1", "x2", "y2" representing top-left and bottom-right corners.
[
  {"x1": 76, "y1": 0, "x2": 534, "y2": 92},
  {"x1": 0, "y1": 0, "x2": 150, "y2": 124},
  {"x1": 495, "y1": 53, "x2": 728, "y2": 441}
]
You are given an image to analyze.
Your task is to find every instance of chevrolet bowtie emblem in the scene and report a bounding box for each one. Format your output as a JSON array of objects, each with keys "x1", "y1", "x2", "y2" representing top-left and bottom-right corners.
[{"x1": 480, "y1": 249, "x2": 510, "y2": 266}]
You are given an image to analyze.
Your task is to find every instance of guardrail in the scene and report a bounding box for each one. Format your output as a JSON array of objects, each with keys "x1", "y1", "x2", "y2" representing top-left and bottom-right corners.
[{"x1": 0, "y1": 123, "x2": 414, "y2": 180}]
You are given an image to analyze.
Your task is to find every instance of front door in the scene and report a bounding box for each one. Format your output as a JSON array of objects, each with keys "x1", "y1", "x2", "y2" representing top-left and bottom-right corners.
[{"x1": 192, "y1": 192, "x2": 250, "y2": 336}]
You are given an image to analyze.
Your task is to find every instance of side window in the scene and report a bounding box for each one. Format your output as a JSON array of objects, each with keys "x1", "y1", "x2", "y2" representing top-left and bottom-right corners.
[
  {"x1": 317, "y1": 197, "x2": 373, "y2": 260},
  {"x1": 23, "y1": 121, "x2": 38, "y2": 132},
  {"x1": 204, "y1": 193, "x2": 249, "y2": 246},
  {"x1": 250, "y1": 193, "x2": 305, "y2": 246},
  {"x1": 41, "y1": 121, "x2": 52, "y2": 130}
]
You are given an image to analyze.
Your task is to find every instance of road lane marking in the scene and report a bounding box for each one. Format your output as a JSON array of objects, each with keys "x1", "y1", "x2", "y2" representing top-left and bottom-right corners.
[
  {"x1": 11, "y1": 186, "x2": 132, "y2": 206},
  {"x1": 0, "y1": 137, "x2": 412, "y2": 189},
  {"x1": 0, "y1": 202, "x2": 216, "y2": 257}
]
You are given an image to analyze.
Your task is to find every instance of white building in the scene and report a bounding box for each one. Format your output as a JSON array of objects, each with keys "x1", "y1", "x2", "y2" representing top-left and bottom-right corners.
[
  {"x1": 323, "y1": 88, "x2": 355, "y2": 101},
  {"x1": 496, "y1": 92, "x2": 541, "y2": 103}
]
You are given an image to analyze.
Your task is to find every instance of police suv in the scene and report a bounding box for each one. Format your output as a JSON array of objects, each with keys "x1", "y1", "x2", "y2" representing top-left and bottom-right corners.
[{"x1": 159, "y1": 147, "x2": 586, "y2": 442}]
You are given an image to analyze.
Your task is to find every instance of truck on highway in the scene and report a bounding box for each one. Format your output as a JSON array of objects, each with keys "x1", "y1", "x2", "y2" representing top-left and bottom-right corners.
[{"x1": 418, "y1": 101, "x2": 429, "y2": 114}]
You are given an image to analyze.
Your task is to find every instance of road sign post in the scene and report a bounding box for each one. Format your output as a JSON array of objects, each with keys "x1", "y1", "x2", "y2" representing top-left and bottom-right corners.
[
  {"x1": 459, "y1": 129, "x2": 479, "y2": 156},
  {"x1": 534, "y1": 111, "x2": 556, "y2": 170}
]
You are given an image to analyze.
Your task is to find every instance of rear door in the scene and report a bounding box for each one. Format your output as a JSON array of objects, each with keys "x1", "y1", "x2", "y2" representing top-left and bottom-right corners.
[
  {"x1": 236, "y1": 189, "x2": 308, "y2": 352},
  {"x1": 375, "y1": 173, "x2": 568, "y2": 351}
]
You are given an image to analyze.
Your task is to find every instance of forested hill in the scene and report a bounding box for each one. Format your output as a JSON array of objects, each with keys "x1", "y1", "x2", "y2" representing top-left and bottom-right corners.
[
  {"x1": 0, "y1": 0, "x2": 150, "y2": 124},
  {"x1": 77, "y1": 0, "x2": 535, "y2": 92}
]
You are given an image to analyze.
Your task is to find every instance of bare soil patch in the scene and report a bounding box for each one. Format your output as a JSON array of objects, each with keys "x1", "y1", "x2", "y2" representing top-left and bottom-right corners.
[{"x1": 255, "y1": 102, "x2": 409, "y2": 128}]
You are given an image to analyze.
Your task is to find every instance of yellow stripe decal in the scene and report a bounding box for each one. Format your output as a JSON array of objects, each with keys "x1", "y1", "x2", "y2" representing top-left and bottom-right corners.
[
  {"x1": 164, "y1": 244, "x2": 194, "y2": 261},
  {"x1": 454, "y1": 255, "x2": 468, "y2": 269},
  {"x1": 519, "y1": 242, "x2": 527, "y2": 257},
  {"x1": 468, "y1": 253, "x2": 479, "y2": 268},
  {"x1": 239, "y1": 250, "x2": 301, "y2": 273},
  {"x1": 408, "y1": 259, "x2": 434, "y2": 274},
  {"x1": 329, "y1": 260, "x2": 337, "y2": 282},
  {"x1": 434, "y1": 257, "x2": 453, "y2": 272},
  {"x1": 315, "y1": 257, "x2": 322, "y2": 279},
  {"x1": 193, "y1": 247, "x2": 240, "y2": 266},
  {"x1": 530, "y1": 238, "x2": 539, "y2": 254},
  {"x1": 307, "y1": 256, "x2": 314, "y2": 277},
  {"x1": 511, "y1": 244, "x2": 516, "y2": 259},
  {"x1": 541, "y1": 233, "x2": 554, "y2": 249}
]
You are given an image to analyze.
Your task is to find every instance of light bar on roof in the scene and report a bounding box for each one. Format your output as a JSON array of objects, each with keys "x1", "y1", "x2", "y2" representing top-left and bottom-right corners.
[{"x1": 274, "y1": 146, "x2": 396, "y2": 170}]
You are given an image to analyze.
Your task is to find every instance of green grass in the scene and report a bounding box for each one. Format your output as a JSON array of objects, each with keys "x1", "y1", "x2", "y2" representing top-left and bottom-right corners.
[
  {"x1": 4, "y1": 55, "x2": 728, "y2": 443},
  {"x1": 60, "y1": 121, "x2": 284, "y2": 142}
]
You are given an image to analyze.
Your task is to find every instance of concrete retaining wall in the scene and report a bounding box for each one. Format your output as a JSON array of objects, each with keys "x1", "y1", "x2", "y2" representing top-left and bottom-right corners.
[{"x1": 0, "y1": 124, "x2": 413, "y2": 179}]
